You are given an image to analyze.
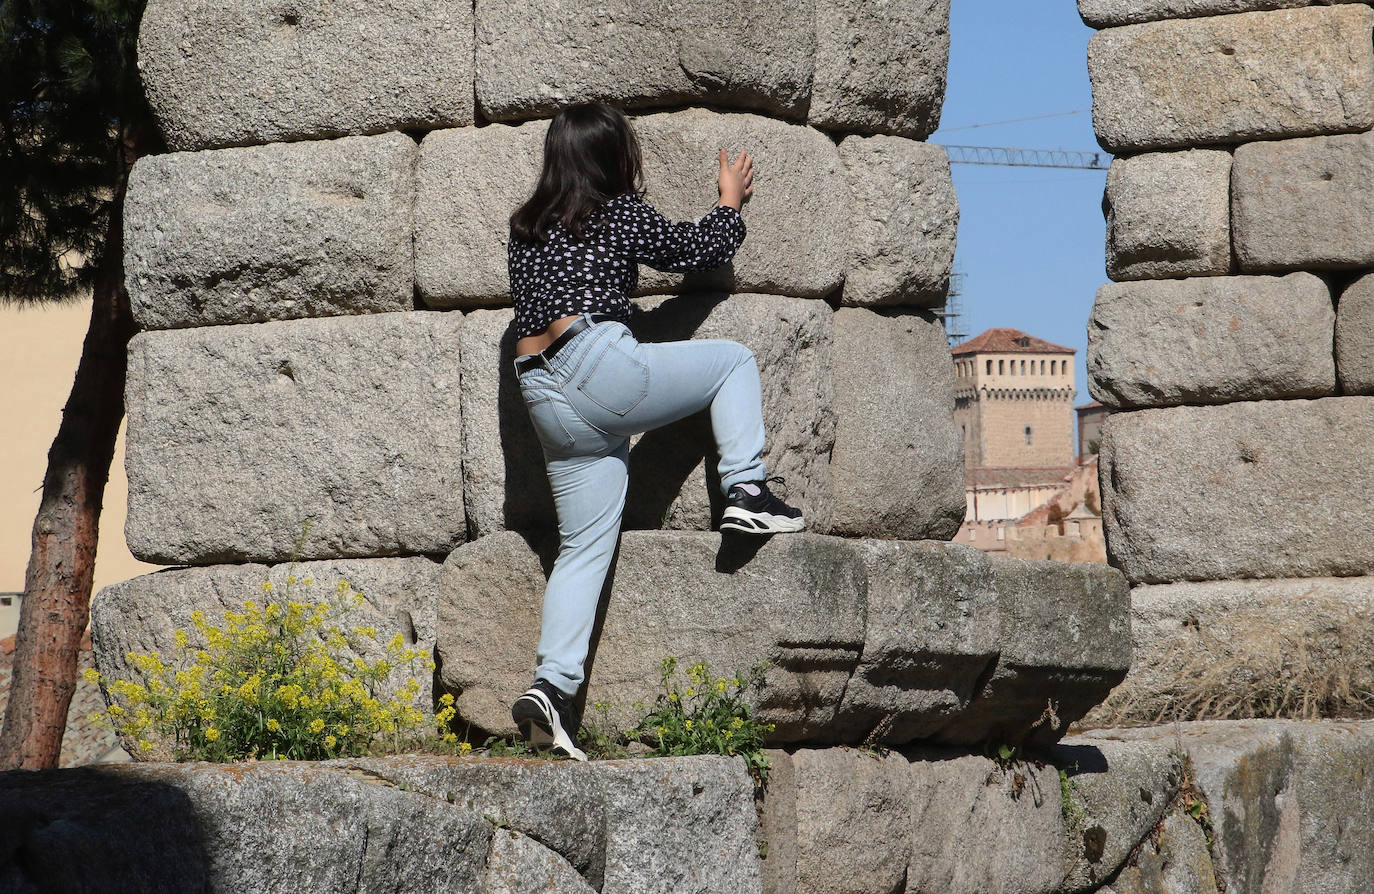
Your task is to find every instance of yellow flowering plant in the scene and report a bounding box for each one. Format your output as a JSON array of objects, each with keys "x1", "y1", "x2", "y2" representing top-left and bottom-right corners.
[
  {"x1": 86, "y1": 578, "x2": 458, "y2": 762},
  {"x1": 628, "y1": 656, "x2": 774, "y2": 786}
]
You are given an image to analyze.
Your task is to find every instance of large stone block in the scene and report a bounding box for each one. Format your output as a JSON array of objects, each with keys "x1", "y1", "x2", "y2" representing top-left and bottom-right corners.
[
  {"x1": 829, "y1": 308, "x2": 964, "y2": 540},
  {"x1": 137, "y1": 0, "x2": 474, "y2": 151},
  {"x1": 0, "y1": 761, "x2": 493, "y2": 892},
  {"x1": 436, "y1": 531, "x2": 1128, "y2": 747},
  {"x1": 124, "y1": 312, "x2": 465, "y2": 564},
  {"x1": 89, "y1": 557, "x2": 441, "y2": 748},
  {"x1": 951, "y1": 557, "x2": 1131, "y2": 748},
  {"x1": 1103, "y1": 149, "x2": 1232, "y2": 281},
  {"x1": 1233, "y1": 130, "x2": 1374, "y2": 272},
  {"x1": 332, "y1": 755, "x2": 763, "y2": 894},
  {"x1": 125, "y1": 134, "x2": 417, "y2": 329},
  {"x1": 1053, "y1": 738, "x2": 1183, "y2": 891},
  {"x1": 1086, "y1": 576, "x2": 1374, "y2": 729},
  {"x1": 474, "y1": 0, "x2": 812, "y2": 123},
  {"x1": 632, "y1": 111, "x2": 848, "y2": 300},
  {"x1": 482, "y1": 830, "x2": 599, "y2": 894},
  {"x1": 416, "y1": 111, "x2": 848, "y2": 309},
  {"x1": 837, "y1": 136, "x2": 957, "y2": 308},
  {"x1": 903, "y1": 747, "x2": 1072, "y2": 893},
  {"x1": 1087, "y1": 6, "x2": 1374, "y2": 153},
  {"x1": 416, "y1": 120, "x2": 548, "y2": 310},
  {"x1": 1079, "y1": 720, "x2": 1374, "y2": 894},
  {"x1": 459, "y1": 296, "x2": 836, "y2": 539},
  {"x1": 1336, "y1": 273, "x2": 1374, "y2": 393},
  {"x1": 1101, "y1": 810, "x2": 1220, "y2": 894},
  {"x1": 1087, "y1": 274, "x2": 1336, "y2": 410},
  {"x1": 810, "y1": 0, "x2": 950, "y2": 138},
  {"x1": 1100, "y1": 398, "x2": 1374, "y2": 583},
  {"x1": 1080, "y1": 0, "x2": 1368, "y2": 28},
  {"x1": 832, "y1": 539, "x2": 1000, "y2": 744},
  {"x1": 790, "y1": 749, "x2": 913, "y2": 894}
]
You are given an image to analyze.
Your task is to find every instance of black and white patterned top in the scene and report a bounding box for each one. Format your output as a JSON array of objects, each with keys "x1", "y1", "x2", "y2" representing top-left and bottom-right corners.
[{"x1": 507, "y1": 192, "x2": 746, "y2": 338}]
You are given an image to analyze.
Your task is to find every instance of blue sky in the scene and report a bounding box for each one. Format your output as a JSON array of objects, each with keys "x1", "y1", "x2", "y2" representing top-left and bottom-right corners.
[{"x1": 931, "y1": 1, "x2": 1107, "y2": 407}]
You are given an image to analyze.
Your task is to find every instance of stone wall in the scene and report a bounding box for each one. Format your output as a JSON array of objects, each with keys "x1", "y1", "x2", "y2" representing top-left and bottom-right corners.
[{"x1": 1085, "y1": 1, "x2": 1374, "y2": 707}]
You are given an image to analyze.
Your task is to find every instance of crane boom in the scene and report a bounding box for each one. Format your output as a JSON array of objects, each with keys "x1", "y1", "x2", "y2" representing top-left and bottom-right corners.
[{"x1": 938, "y1": 145, "x2": 1109, "y2": 170}]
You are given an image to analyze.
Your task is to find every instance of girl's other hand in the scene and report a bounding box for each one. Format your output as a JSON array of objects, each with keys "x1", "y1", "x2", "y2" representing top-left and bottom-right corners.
[{"x1": 718, "y1": 149, "x2": 754, "y2": 210}]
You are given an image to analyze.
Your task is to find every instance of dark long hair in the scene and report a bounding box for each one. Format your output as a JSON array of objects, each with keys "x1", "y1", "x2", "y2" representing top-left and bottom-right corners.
[{"x1": 510, "y1": 102, "x2": 644, "y2": 242}]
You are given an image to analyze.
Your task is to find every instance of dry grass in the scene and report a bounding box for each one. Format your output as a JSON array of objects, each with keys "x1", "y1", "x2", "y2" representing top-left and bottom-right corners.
[{"x1": 1084, "y1": 595, "x2": 1374, "y2": 728}]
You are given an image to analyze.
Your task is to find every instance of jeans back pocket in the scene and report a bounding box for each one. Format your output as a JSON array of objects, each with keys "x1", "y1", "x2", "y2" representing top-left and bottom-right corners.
[{"x1": 576, "y1": 335, "x2": 649, "y2": 417}]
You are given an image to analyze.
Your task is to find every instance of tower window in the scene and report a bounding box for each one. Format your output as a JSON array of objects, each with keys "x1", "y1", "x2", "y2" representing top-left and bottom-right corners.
[
  {"x1": 1025, "y1": 426, "x2": 1033, "y2": 445},
  {"x1": 986, "y1": 359, "x2": 992, "y2": 375},
  {"x1": 998, "y1": 359, "x2": 1004, "y2": 375},
  {"x1": 1050, "y1": 360, "x2": 1057, "y2": 375},
  {"x1": 1020, "y1": 359, "x2": 1026, "y2": 374},
  {"x1": 1040, "y1": 360, "x2": 1046, "y2": 374}
]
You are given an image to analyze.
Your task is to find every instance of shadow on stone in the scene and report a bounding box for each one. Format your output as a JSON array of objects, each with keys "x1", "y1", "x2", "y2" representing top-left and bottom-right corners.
[
  {"x1": 716, "y1": 531, "x2": 773, "y2": 572},
  {"x1": 0, "y1": 767, "x2": 211, "y2": 894}
]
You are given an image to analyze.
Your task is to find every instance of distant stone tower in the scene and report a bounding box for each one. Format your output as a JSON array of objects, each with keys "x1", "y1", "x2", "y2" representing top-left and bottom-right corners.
[{"x1": 951, "y1": 328, "x2": 1076, "y2": 471}]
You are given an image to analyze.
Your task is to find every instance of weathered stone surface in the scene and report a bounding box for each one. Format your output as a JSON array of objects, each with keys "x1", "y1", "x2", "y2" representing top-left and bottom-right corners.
[
  {"x1": 633, "y1": 111, "x2": 848, "y2": 300},
  {"x1": 436, "y1": 530, "x2": 867, "y2": 742},
  {"x1": 459, "y1": 296, "x2": 835, "y2": 539},
  {"x1": 1233, "y1": 130, "x2": 1374, "y2": 272},
  {"x1": 137, "y1": 0, "x2": 474, "y2": 150},
  {"x1": 416, "y1": 111, "x2": 848, "y2": 308},
  {"x1": 1087, "y1": 274, "x2": 1336, "y2": 410},
  {"x1": 334, "y1": 755, "x2": 763, "y2": 894},
  {"x1": 904, "y1": 746, "x2": 1070, "y2": 893},
  {"x1": 474, "y1": 1, "x2": 812, "y2": 123},
  {"x1": 1079, "y1": 720, "x2": 1374, "y2": 894},
  {"x1": 811, "y1": 0, "x2": 950, "y2": 138},
  {"x1": 1103, "y1": 810, "x2": 1220, "y2": 894},
  {"x1": 89, "y1": 557, "x2": 441, "y2": 749},
  {"x1": 1087, "y1": 6, "x2": 1374, "y2": 153},
  {"x1": 437, "y1": 531, "x2": 1126, "y2": 747},
  {"x1": 124, "y1": 312, "x2": 465, "y2": 564},
  {"x1": 0, "y1": 761, "x2": 492, "y2": 892},
  {"x1": 416, "y1": 120, "x2": 547, "y2": 309},
  {"x1": 1100, "y1": 398, "x2": 1374, "y2": 583},
  {"x1": 1104, "y1": 150, "x2": 1231, "y2": 281},
  {"x1": 950, "y1": 558, "x2": 1131, "y2": 747},
  {"x1": 829, "y1": 308, "x2": 965, "y2": 540},
  {"x1": 1080, "y1": 0, "x2": 1367, "y2": 28},
  {"x1": 125, "y1": 134, "x2": 417, "y2": 329},
  {"x1": 482, "y1": 830, "x2": 598, "y2": 894},
  {"x1": 790, "y1": 749, "x2": 913, "y2": 894},
  {"x1": 1336, "y1": 273, "x2": 1374, "y2": 394},
  {"x1": 837, "y1": 136, "x2": 957, "y2": 307},
  {"x1": 1086, "y1": 577, "x2": 1374, "y2": 729},
  {"x1": 1053, "y1": 738, "x2": 1183, "y2": 891},
  {"x1": 833, "y1": 539, "x2": 1000, "y2": 743}
]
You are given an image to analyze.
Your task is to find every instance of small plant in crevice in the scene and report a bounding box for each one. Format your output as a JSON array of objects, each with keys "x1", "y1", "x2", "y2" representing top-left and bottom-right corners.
[
  {"x1": 1058, "y1": 762, "x2": 1086, "y2": 828},
  {"x1": 628, "y1": 656, "x2": 775, "y2": 789},
  {"x1": 1172, "y1": 748, "x2": 1216, "y2": 851}
]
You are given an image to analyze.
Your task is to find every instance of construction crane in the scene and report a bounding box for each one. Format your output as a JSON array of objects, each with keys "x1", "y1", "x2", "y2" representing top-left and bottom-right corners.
[{"x1": 930, "y1": 141, "x2": 1111, "y2": 343}]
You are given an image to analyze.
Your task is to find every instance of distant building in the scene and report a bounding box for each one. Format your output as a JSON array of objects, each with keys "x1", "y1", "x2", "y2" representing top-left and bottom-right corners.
[
  {"x1": 951, "y1": 328, "x2": 1077, "y2": 470},
  {"x1": 950, "y1": 328, "x2": 1105, "y2": 563}
]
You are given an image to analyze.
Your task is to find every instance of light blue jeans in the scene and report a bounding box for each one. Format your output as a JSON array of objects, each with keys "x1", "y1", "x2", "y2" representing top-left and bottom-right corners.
[{"x1": 516, "y1": 316, "x2": 767, "y2": 697}]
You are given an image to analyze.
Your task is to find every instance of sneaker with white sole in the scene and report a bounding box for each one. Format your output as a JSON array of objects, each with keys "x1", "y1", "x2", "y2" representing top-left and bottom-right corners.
[
  {"x1": 511, "y1": 679, "x2": 588, "y2": 761},
  {"x1": 719, "y1": 478, "x2": 805, "y2": 534}
]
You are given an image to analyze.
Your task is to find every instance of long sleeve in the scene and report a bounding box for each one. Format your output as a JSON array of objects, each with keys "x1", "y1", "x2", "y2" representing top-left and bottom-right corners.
[{"x1": 612, "y1": 194, "x2": 746, "y2": 273}]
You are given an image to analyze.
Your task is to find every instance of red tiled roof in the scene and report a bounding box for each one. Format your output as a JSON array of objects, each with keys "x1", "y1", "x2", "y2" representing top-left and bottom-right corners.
[
  {"x1": 1076, "y1": 401, "x2": 1105, "y2": 412},
  {"x1": 951, "y1": 328, "x2": 1075, "y2": 357}
]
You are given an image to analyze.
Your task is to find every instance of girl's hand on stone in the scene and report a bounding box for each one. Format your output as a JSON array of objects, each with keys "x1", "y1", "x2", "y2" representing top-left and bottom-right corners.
[{"x1": 718, "y1": 149, "x2": 754, "y2": 210}]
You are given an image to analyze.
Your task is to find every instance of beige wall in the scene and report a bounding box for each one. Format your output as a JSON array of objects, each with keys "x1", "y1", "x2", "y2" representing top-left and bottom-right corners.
[{"x1": 2, "y1": 301, "x2": 157, "y2": 598}]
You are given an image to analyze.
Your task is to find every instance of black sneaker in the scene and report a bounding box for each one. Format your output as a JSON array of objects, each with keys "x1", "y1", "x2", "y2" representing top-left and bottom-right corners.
[
  {"x1": 511, "y1": 679, "x2": 587, "y2": 761},
  {"x1": 719, "y1": 478, "x2": 805, "y2": 534}
]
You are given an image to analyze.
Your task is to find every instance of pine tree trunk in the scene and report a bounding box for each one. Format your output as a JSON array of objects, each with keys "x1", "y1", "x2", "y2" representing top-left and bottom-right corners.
[{"x1": 0, "y1": 163, "x2": 137, "y2": 770}]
